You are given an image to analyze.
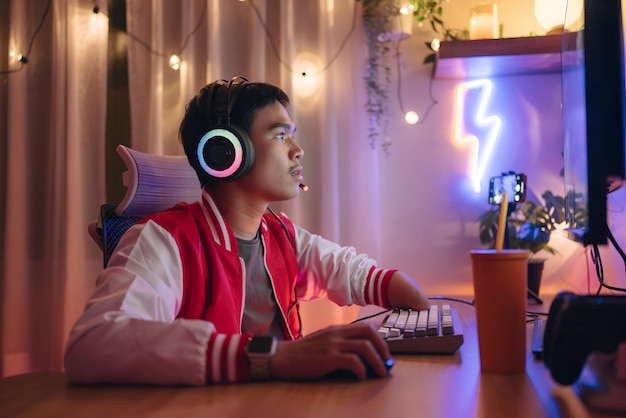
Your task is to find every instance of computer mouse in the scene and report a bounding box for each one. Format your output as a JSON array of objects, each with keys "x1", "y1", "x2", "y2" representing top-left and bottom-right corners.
[{"x1": 325, "y1": 357, "x2": 395, "y2": 380}]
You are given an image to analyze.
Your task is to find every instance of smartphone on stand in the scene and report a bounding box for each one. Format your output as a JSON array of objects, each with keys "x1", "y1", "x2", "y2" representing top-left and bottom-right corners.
[{"x1": 488, "y1": 173, "x2": 527, "y2": 205}]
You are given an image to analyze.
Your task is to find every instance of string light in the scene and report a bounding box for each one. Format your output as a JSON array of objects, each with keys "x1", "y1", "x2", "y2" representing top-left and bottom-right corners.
[
  {"x1": 91, "y1": 4, "x2": 101, "y2": 23},
  {"x1": 5, "y1": 0, "x2": 434, "y2": 130},
  {"x1": 405, "y1": 111, "x2": 419, "y2": 125},
  {"x1": 293, "y1": 53, "x2": 322, "y2": 97},
  {"x1": 245, "y1": 0, "x2": 357, "y2": 78},
  {"x1": 2, "y1": 0, "x2": 440, "y2": 151},
  {"x1": 393, "y1": 40, "x2": 438, "y2": 127},
  {"x1": 1, "y1": 0, "x2": 51, "y2": 75},
  {"x1": 2, "y1": 0, "x2": 206, "y2": 75},
  {"x1": 169, "y1": 55, "x2": 181, "y2": 71},
  {"x1": 120, "y1": 2, "x2": 207, "y2": 71},
  {"x1": 9, "y1": 51, "x2": 27, "y2": 64},
  {"x1": 430, "y1": 38, "x2": 441, "y2": 52},
  {"x1": 400, "y1": 3, "x2": 415, "y2": 15},
  {"x1": 4, "y1": 1, "x2": 351, "y2": 78}
]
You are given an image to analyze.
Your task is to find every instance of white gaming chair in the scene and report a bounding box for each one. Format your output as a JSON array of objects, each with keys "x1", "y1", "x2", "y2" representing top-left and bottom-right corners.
[{"x1": 89, "y1": 145, "x2": 201, "y2": 267}]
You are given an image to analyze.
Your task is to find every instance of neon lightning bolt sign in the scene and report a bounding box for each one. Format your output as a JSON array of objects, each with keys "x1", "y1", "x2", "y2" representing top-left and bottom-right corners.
[{"x1": 453, "y1": 79, "x2": 501, "y2": 194}]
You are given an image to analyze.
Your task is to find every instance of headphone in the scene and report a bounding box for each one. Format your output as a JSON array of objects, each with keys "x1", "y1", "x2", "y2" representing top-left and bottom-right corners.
[{"x1": 196, "y1": 76, "x2": 255, "y2": 181}]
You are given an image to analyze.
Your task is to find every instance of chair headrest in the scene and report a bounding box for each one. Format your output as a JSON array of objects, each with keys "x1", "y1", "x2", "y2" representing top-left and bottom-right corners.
[{"x1": 116, "y1": 144, "x2": 202, "y2": 216}]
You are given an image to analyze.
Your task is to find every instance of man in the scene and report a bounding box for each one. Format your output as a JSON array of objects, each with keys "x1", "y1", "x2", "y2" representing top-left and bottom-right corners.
[{"x1": 64, "y1": 77, "x2": 430, "y2": 385}]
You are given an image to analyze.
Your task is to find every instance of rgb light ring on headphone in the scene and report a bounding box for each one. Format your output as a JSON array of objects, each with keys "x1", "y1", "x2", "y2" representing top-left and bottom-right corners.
[
  {"x1": 195, "y1": 76, "x2": 254, "y2": 181},
  {"x1": 196, "y1": 127, "x2": 245, "y2": 179}
]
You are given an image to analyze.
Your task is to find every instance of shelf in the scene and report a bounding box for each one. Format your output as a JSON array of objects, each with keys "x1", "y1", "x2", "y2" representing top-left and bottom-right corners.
[{"x1": 434, "y1": 35, "x2": 564, "y2": 80}]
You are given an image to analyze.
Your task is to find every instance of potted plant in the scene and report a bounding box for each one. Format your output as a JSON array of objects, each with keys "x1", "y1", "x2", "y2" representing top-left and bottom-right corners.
[
  {"x1": 410, "y1": 0, "x2": 467, "y2": 64},
  {"x1": 477, "y1": 190, "x2": 567, "y2": 297}
]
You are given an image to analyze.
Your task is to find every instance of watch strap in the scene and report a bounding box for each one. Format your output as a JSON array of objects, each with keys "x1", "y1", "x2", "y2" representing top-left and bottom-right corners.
[{"x1": 245, "y1": 336, "x2": 277, "y2": 381}]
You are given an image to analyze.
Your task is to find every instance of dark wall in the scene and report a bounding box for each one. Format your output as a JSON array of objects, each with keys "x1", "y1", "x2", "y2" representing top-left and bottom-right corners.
[{"x1": 106, "y1": 0, "x2": 131, "y2": 205}]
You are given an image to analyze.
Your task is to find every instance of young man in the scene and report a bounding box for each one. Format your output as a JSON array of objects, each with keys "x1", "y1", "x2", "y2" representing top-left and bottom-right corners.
[{"x1": 64, "y1": 78, "x2": 430, "y2": 385}]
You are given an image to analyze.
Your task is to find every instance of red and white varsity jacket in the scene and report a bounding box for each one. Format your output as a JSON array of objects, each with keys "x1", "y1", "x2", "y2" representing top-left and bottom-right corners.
[{"x1": 64, "y1": 189, "x2": 394, "y2": 385}]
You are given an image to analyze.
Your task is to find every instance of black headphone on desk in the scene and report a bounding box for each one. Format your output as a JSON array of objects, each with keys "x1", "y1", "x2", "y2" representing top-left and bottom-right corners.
[{"x1": 196, "y1": 76, "x2": 255, "y2": 181}]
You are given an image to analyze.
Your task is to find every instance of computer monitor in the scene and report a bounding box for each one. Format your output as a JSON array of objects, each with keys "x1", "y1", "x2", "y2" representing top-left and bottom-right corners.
[{"x1": 561, "y1": 0, "x2": 626, "y2": 246}]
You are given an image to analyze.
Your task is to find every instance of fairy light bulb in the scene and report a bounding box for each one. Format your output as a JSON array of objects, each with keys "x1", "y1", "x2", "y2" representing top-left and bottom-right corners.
[
  {"x1": 293, "y1": 52, "x2": 321, "y2": 97},
  {"x1": 400, "y1": 4, "x2": 414, "y2": 16},
  {"x1": 405, "y1": 111, "x2": 419, "y2": 125},
  {"x1": 430, "y1": 38, "x2": 441, "y2": 52},
  {"x1": 169, "y1": 54, "x2": 181, "y2": 70}
]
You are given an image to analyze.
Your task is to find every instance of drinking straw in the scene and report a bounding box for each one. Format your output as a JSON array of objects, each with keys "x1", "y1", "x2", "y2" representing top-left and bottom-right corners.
[{"x1": 495, "y1": 192, "x2": 508, "y2": 252}]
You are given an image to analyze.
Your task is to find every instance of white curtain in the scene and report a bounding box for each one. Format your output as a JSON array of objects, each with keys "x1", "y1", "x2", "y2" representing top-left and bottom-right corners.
[
  {"x1": 1, "y1": 0, "x2": 108, "y2": 377},
  {"x1": 1, "y1": 0, "x2": 384, "y2": 377}
]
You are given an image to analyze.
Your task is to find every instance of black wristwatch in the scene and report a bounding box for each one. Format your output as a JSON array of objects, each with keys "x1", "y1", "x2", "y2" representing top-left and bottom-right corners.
[{"x1": 245, "y1": 336, "x2": 277, "y2": 381}]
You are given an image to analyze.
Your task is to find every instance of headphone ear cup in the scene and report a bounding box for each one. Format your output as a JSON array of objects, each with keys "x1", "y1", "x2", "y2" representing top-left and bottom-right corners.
[{"x1": 196, "y1": 124, "x2": 255, "y2": 181}]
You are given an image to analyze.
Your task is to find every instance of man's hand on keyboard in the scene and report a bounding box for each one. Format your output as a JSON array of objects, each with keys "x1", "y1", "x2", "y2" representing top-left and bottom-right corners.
[
  {"x1": 270, "y1": 323, "x2": 393, "y2": 381},
  {"x1": 387, "y1": 271, "x2": 430, "y2": 310},
  {"x1": 376, "y1": 305, "x2": 464, "y2": 354}
]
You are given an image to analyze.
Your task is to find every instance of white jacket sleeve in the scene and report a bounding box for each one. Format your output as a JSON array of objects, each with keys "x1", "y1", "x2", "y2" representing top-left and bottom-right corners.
[
  {"x1": 293, "y1": 225, "x2": 393, "y2": 307},
  {"x1": 64, "y1": 220, "x2": 242, "y2": 386}
]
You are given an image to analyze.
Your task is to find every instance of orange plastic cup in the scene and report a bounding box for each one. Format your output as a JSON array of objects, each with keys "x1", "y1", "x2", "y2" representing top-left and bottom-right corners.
[{"x1": 470, "y1": 249, "x2": 528, "y2": 374}]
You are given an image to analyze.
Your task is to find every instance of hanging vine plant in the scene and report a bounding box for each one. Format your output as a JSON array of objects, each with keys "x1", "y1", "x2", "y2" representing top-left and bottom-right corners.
[
  {"x1": 361, "y1": 0, "x2": 397, "y2": 155},
  {"x1": 360, "y1": 1, "x2": 460, "y2": 154}
]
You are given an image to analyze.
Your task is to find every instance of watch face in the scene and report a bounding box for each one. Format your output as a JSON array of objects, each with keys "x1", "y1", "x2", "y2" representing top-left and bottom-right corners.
[{"x1": 247, "y1": 336, "x2": 276, "y2": 353}]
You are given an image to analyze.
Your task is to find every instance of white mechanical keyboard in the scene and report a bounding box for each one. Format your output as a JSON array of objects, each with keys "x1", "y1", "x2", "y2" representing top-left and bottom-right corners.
[{"x1": 376, "y1": 304, "x2": 464, "y2": 354}]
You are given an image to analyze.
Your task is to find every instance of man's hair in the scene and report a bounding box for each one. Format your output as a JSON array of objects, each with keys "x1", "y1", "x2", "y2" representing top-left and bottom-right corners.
[{"x1": 179, "y1": 81, "x2": 290, "y2": 187}]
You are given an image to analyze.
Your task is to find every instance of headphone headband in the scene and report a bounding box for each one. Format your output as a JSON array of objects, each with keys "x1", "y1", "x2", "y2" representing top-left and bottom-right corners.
[
  {"x1": 206, "y1": 76, "x2": 249, "y2": 125},
  {"x1": 225, "y1": 76, "x2": 249, "y2": 124}
]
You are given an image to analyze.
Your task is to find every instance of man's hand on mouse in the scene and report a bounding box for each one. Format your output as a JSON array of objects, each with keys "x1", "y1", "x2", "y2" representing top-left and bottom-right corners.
[{"x1": 270, "y1": 322, "x2": 393, "y2": 381}]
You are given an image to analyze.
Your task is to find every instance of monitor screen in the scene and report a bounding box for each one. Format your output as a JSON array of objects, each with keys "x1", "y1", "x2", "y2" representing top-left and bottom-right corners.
[{"x1": 561, "y1": 0, "x2": 626, "y2": 245}]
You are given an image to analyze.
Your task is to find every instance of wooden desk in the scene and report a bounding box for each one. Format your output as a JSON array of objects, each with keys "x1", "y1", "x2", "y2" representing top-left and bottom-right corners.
[{"x1": 0, "y1": 300, "x2": 564, "y2": 417}]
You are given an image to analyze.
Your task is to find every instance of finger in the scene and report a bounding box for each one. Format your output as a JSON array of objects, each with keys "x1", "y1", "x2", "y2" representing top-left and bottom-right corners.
[
  {"x1": 332, "y1": 338, "x2": 390, "y2": 378},
  {"x1": 328, "y1": 352, "x2": 368, "y2": 380},
  {"x1": 338, "y1": 323, "x2": 392, "y2": 361}
]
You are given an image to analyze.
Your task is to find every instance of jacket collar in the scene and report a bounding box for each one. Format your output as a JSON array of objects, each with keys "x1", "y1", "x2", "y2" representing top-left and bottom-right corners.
[{"x1": 198, "y1": 188, "x2": 268, "y2": 252}]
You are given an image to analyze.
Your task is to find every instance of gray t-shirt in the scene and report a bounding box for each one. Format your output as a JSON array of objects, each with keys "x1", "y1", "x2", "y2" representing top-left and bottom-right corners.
[{"x1": 237, "y1": 232, "x2": 285, "y2": 339}]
